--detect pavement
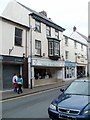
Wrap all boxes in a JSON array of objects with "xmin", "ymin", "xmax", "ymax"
[{"xmin": 1, "ymin": 80, "xmax": 73, "ymax": 100}]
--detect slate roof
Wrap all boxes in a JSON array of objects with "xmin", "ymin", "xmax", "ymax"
[{"xmin": 17, "ymin": 1, "xmax": 65, "ymax": 32}]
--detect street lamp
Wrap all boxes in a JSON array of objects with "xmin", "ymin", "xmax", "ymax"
[{"xmin": 29, "ymin": 25, "xmax": 37, "ymax": 89}]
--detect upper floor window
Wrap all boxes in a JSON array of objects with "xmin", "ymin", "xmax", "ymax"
[
  {"xmin": 55, "ymin": 29, "xmax": 59, "ymax": 39},
  {"xmin": 49, "ymin": 42, "xmax": 53, "ymax": 56},
  {"xmin": 46, "ymin": 26, "xmax": 51, "ymax": 36},
  {"xmin": 35, "ymin": 20, "xmax": 41, "ymax": 32},
  {"xmin": 81, "ymin": 44, "xmax": 83, "ymax": 50},
  {"xmin": 48, "ymin": 39, "xmax": 60, "ymax": 60},
  {"xmin": 65, "ymin": 36, "xmax": 68, "ymax": 45},
  {"xmin": 74, "ymin": 41, "xmax": 77, "ymax": 48},
  {"xmin": 35, "ymin": 40, "xmax": 41, "ymax": 56},
  {"xmin": 15, "ymin": 28, "xmax": 23, "ymax": 46},
  {"xmin": 65, "ymin": 51, "xmax": 69, "ymax": 60},
  {"xmin": 54, "ymin": 42, "xmax": 59, "ymax": 56}
]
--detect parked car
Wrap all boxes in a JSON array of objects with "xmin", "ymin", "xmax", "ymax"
[{"xmin": 48, "ymin": 79, "xmax": 90, "ymax": 120}]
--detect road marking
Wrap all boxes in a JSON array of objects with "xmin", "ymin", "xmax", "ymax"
[{"xmin": 0, "ymin": 86, "xmax": 66, "ymax": 103}]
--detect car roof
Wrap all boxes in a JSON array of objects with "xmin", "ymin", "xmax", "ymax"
[{"xmin": 74, "ymin": 79, "xmax": 90, "ymax": 82}]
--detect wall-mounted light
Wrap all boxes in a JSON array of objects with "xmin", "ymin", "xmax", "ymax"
[{"xmin": 9, "ymin": 46, "xmax": 14, "ymax": 55}]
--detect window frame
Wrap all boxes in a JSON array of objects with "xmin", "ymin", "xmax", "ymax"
[
  {"xmin": 46, "ymin": 26, "xmax": 51, "ymax": 37},
  {"xmin": 35, "ymin": 40, "xmax": 41, "ymax": 56},
  {"xmin": 65, "ymin": 51, "xmax": 69, "ymax": 60},
  {"xmin": 35, "ymin": 20, "xmax": 41, "ymax": 32},
  {"xmin": 74, "ymin": 41, "xmax": 77, "ymax": 48},
  {"xmin": 65, "ymin": 36, "xmax": 68, "ymax": 46},
  {"xmin": 55, "ymin": 29, "xmax": 59, "ymax": 39},
  {"xmin": 15, "ymin": 27, "xmax": 23, "ymax": 46},
  {"xmin": 48, "ymin": 39, "xmax": 60, "ymax": 59}
]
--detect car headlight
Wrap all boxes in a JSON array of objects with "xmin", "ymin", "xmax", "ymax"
[
  {"xmin": 50, "ymin": 104, "xmax": 56, "ymax": 110},
  {"xmin": 83, "ymin": 109, "xmax": 90, "ymax": 116},
  {"xmin": 82, "ymin": 104, "xmax": 90, "ymax": 116}
]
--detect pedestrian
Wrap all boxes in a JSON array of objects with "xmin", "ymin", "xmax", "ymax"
[
  {"xmin": 17, "ymin": 74, "xmax": 23, "ymax": 94},
  {"xmin": 12, "ymin": 74, "xmax": 18, "ymax": 93}
]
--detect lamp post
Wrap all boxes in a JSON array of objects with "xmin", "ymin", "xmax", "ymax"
[
  {"xmin": 29, "ymin": 25, "xmax": 37, "ymax": 89},
  {"xmin": 30, "ymin": 26, "xmax": 33, "ymax": 89}
]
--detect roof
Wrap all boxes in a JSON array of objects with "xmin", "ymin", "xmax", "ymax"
[
  {"xmin": 77, "ymin": 32, "xmax": 88, "ymax": 41},
  {"xmin": 17, "ymin": 1, "xmax": 65, "ymax": 32}
]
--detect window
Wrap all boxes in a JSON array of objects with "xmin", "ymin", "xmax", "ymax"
[
  {"xmin": 35, "ymin": 20, "xmax": 41, "ymax": 32},
  {"xmin": 49, "ymin": 42, "xmax": 53, "ymax": 56},
  {"xmin": 74, "ymin": 41, "xmax": 77, "ymax": 48},
  {"xmin": 35, "ymin": 40, "xmax": 41, "ymax": 56},
  {"xmin": 55, "ymin": 29, "xmax": 59, "ymax": 39},
  {"xmin": 15, "ymin": 28, "xmax": 22, "ymax": 46},
  {"xmin": 65, "ymin": 51, "xmax": 69, "ymax": 60},
  {"xmin": 81, "ymin": 44, "xmax": 83, "ymax": 50},
  {"xmin": 65, "ymin": 36, "xmax": 68, "ymax": 45},
  {"xmin": 46, "ymin": 26, "xmax": 51, "ymax": 36},
  {"xmin": 48, "ymin": 39, "xmax": 60, "ymax": 60},
  {"xmin": 54, "ymin": 42, "xmax": 59, "ymax": 56}
]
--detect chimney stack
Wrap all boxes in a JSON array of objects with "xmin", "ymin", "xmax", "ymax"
[
  {"xmin": 73, "ymin": 26, "xmax": 77, "ymax": 32},
  {"xmin": 39, "ymin": 10, "xmax": 47, "ymax": 17}
]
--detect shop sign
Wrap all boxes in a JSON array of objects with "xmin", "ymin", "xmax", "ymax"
[
  {"xmin": 32, "ymin": 58, "xmax": 64, "ymax": 67},
  {"xmin": 65, "ymin": 62, "xmax": 76, "ymax": 67}
]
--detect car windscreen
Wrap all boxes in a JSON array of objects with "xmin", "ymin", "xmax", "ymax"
[{"xmin": 64, "ymin": 81, "xmax": 90, "ymax": 96}]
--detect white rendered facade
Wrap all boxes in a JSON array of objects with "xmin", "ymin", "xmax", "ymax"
[{"xmin": 0, "ymin": 0, "xmax": 88, "ymax": 89}]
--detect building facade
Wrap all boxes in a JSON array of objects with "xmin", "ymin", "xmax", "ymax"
[
  {"xmin": 88, "ymin": 2, "xmax": 90, "ymax": 77},
  {"xmin": 0, "ymin": 0, "xmax": 88, "ymax": 90},
  {"xmin": 62, "ymin": 31, "xmax": 88, "ymax": 80}
]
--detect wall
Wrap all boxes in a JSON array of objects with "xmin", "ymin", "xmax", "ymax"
[
  {"xmin": 2, "ymin": 0, "xmax": 30, "ymax": 27},
  {"xmin": 2, "ymin": 20, "xmax": 26, "ymax": 57}
]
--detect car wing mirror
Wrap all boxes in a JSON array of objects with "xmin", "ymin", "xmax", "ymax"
[{"xmin": 60, "ymin": 88, "xmax": 64, "ymax": 93}]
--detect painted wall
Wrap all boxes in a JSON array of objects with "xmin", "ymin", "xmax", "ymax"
[
  {"xmin": 2, "ymin": 20, "xmax": 27, "ymax": 57},
  {"xmin": 2, "ymin": 0, "xmax": 30, "ymax": 27}
]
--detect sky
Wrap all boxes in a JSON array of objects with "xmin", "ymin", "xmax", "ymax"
[
  {"xmin": 0, "ymin": 0, "xmax": 89, "ymax": 36},
  {"xmin": 16, "ymin": 0, "xmax": 89, "ymax": 36}
]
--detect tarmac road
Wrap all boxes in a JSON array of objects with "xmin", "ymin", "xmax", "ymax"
[{"xmin": 2, "ymin": 85, "xmax": 67, "ymax": 119}]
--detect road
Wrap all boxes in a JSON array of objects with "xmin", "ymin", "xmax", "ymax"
[{"xmin": 2, "ymin": 86, "xmax": 67, "ymax": 119}]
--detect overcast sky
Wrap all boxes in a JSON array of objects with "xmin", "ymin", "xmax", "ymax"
[
  {"xmin": 0, "ymin": 0, "xmax": 89, "ymax": 36},
  {"xmin": 16, "ymin": 0, "xmax": 88, "ymax": 36}
]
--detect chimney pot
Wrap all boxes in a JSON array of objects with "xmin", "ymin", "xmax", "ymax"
[{"xmin": 73, "ymin": 26, "xmax": 77, "ymax": 32}]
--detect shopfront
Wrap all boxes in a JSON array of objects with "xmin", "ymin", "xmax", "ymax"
[
  {"xmin": 29, "ymin": 57, "xmax": 65, "ymax": 86},
  {"xmin": 64, "ymin": 62, "xmax": 76, "ymax": 80},
  {"xmin": 1, "ymin": 55, "xmax": 23, "ymax": 90}
]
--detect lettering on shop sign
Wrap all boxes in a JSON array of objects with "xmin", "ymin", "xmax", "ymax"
[{"xmin": 33, "ymin": 59, "xmax": 64, "ymax": 67}]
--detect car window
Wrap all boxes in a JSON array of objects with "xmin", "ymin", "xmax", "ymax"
[{"xmin": 65, "ymin": 81, "xmax": 90, "ymax": 96}]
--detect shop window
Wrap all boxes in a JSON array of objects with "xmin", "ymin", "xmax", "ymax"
[
  {"xmin": 15, "ymin": 27, "xmax": 23, "ymax": 46},
  {"xmin": 65, "ymin": 66, "xmax": 75, "ymax": 79}
]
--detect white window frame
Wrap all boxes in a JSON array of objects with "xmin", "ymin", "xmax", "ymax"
[
  {"xmin": 35, "ymin": 21, "xmax": 41, "ymax": 32},
  {"xmin": 54, "ymin": 42, "xmax": 59, "ymax": 56},
  {"xmin": 55, "ymin": 29, "xmax": 59, "ymax": 39},
  {"xmin": 65, "ymin": 51, "xmax": 69, "ymax": 60},
  {"xmin": 49, "ymin": 42, "xmax": 53, "ymax": 56},
  {"xmin": 35, "ymin": 40, "xmax": 41, "ymax": 56},
  {"xmin": 46, "ymin": 26, "xmax": 51, "ymax": 36}
]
